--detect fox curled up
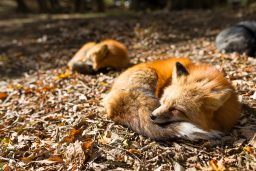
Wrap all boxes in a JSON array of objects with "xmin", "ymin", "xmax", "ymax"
[
  {"xmin": 103, "ymin": 58, "xmax": 241, "ymax": 141},
  {"xmin": 68, "ymin": 39, "xmax": 130, "ymax": 74}
]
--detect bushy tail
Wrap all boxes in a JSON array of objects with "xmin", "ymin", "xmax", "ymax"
[{"xmin": 103, "ymin": 89, "xmax": 176, "ymax": 140}]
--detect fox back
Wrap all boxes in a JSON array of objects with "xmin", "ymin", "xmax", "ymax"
[{"xmin": 91, "ymin": 39, "xmax": 130, "ymax": 70}]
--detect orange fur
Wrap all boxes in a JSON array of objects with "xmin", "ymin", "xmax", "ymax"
[
  {"xmin": 68, "ymin": 42, "xmax": 96, "ymax": 70},
  {"xmin": 68, "ymin": 39, "xmax": 129, "ymax": 74},
  {"xmin": 126, "ymin": 57, "xmax": 192, "ymax": 97},
  {"xmin": 103, "ymin": 58, "xmax": 241, "ymax": 140},
  {"xmin": 157, "ymin": 64, "xmax": 241, "ymax": 131}
]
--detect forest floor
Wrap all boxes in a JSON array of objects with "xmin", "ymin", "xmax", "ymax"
[{"xmin": 0, "ymin": 9, "xmax": 255, "ymax": 171}]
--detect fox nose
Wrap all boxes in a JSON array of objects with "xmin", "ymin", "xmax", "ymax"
[
  {"xmin": 150, "ymin": 114, "xmax": 157, "ymax": 120},
  {"xmin": 86, "ymin": 64, "xmax": 93, "ymax": 71},
  {"xmin": 85, "ymin": 65, "xmax": 97, "ymax": 74}
]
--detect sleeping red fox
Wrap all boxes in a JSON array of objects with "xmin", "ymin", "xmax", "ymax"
[
  {"xmin": 68, "ymin": 39, "xmax": 130, "ymax": 74},
  {"xmin": 103, "ymin": 58, "xmax": 241, "ymax": 140}
]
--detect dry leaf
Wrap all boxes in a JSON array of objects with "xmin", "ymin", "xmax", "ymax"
[
  {"xmin": 244, "ymin": 67, "xmax": 254, "ymax": 72},
  {"xmin": 3, "ymin": 165, "xmax": 11, "ymax": 171},
  {"xmin": 55, "ymin": 70, "xmax": 71, "ymax": 80},
  {"xmin": 40, "ymin": 85, "xmax": 56, "ymax": 92},
  {"xmin": 64, "ymin": 128, "xmax": 82, "ymax": 143},
  {"xmin": 48, "ymin": 155, "xmax": 64, "ymax": 163},
  {"xmin": 243, "ymin": 146, "xmax": 254, "ymax": 154},
  {"xmin": 0, "ymin": 92, "xmax": 8, "ymax": 100},
  {"xmin": 99, "ymin": 131, "xmax": 112, "ymax": 145},
  {"xmin": 32, "ymin": 160, "xmax": 59, "ymax": 164},
  {"xmin": 99, "ymin": 82, "xmax": 107, "ymax": 86},
  {"xmin": 65, "ymin": 141, "xmax": 86, "ymax": 167},
  {"xmin": 249, "ymin": 134, "xmax": 256, "ymax": 148},
  {"xmin": 23, "ymin": 87, "xmax": 34, "ymax": 94},
  {"xmin": 209, "ymin": 159, "xmax": 225, "ymax": 171},
  {"xmin": 99, "ymin": 137, "xmax": 111, "ymax": 145},
  {"xmin": 21, "ymin": 157, "xmax": 32, "ymax": 164},
  {"xmin": 127, "ymin": 149, "xmax": 141, "ymax": 155},
  {"xmin": 72, "ymin": 163, "xmax": 77, "ymax": 171},
  {"xmin": 82, "ymin": 139, "xmax": 94, "ymax": 151},
  {"xmin": 173, "ymin": 161, "xmax": 185, "ymax": 171},
  {"xmin": 21, "ymin": 154, "xmax": 35, "ymax": 164},
  {"xmin": 115, "ymin": 154, "xmax": 125, "ymax": 161},
  {"xmin": 252, "ymin": 91, "xmax": 256, "ymax": 100},
  {"xmin": 0, "ymin": 163, "xmax": 7, "ymax": 170},
  {"xmin": 1, "ymin": 138, "xmax": 12, "ymax": 146}
]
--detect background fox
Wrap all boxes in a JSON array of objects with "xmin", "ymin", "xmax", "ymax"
[
  {"xmin": 103, "ymin": 58, "xmax": 241, "ymax": 140},
  {"xmin": 68, "ymin": 39, "xmax": 130, "ymax": 74},
  {"xmin": 216, "ymin": 21, "xmax": 256, "ymax": 57}
]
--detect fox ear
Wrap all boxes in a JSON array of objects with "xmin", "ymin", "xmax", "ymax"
[
  {"xmin": 95, "ymin": 44, "xmax": 109, "ymax": 61},
  {"xmin": 205, "ymin": 88, "xmax": 232, "ymax": 110},
  {"xmin": 172, "ymin": 62, "xmax": 189, "ymax": 81}
]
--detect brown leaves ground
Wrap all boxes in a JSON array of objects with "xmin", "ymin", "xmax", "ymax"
[{"xmin": 0, "ymin": 9, "xmax": 256, "ymax": 170}]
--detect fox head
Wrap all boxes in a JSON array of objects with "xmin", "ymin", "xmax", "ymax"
[
  {"xmin": 68, "ymin": 43, "xmax": 109, "ymax": 74},
  {"xmin": 150, "ymin": 62, "xmax": 237, "ymax": 133},
  {"xmin": 85, "ymin": 44, "xmax": 109, "ymax": 71}
]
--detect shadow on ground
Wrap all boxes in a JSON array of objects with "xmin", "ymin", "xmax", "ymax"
[{"xmin": 1, "ymin": 9, "xmax": 256, "ymax": 79}]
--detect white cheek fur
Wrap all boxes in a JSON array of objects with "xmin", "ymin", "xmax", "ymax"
[{"xmin": 176, "ymin": 122, "xmax": 223, "ymax": 140}]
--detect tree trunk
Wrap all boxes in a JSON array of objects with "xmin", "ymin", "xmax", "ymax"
[
  {"xmin": 165, "ymin": 0, "xmax": 172, "ymax": 11},
  {"xmin": 92, "ymin": 0, "xmax": 105, "ymax": 12},
  {"xmin": 37, "ymin": 0, "xmax": 48, "ymax": 12},
  {"xmin": 74, "ymin": 0, "xmax": 82, "ymax": 12},
  {"xmin": 49, "ymin": 0, "xmax": 61, "ymax": 12},
  {"xmin": 171, "ymin": 0, "xmax": 223, "ymax": 10},
  {"xmin": 16, "ymin": 0, "xmax": 29, "ymax": 12}
]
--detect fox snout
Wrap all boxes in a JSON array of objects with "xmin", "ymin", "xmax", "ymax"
[
  {"xmin": 150, "ymin": 105, "xmax": 171, "ymax": 124},
  {"xmin": 72, "ymin": 62, "xmax": 96, "ymax": 74},
  {"xmin": 150, "ymin": 105, "xmax": 186, "ymax": 125}
]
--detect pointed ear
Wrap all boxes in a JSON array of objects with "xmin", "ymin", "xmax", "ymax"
[
  {"xmin": 204, "ymin": 88, "xmax": 232, "ymax": 111},
  {"xmin": 172, "ymin": 62, "xmax": 189, "ymax": 81},
  {"xmin": 95, "ymin": 44, "xmax": 109, "ymax": 61}
]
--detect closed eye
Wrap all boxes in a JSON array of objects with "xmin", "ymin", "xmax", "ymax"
[
  {"xmin": 170, "ymin": 106, "xmax": 188, "ymax": 118},
  {"xmin": 196, "ymin": 79, "xmax": 203, "ymax": 82}
]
